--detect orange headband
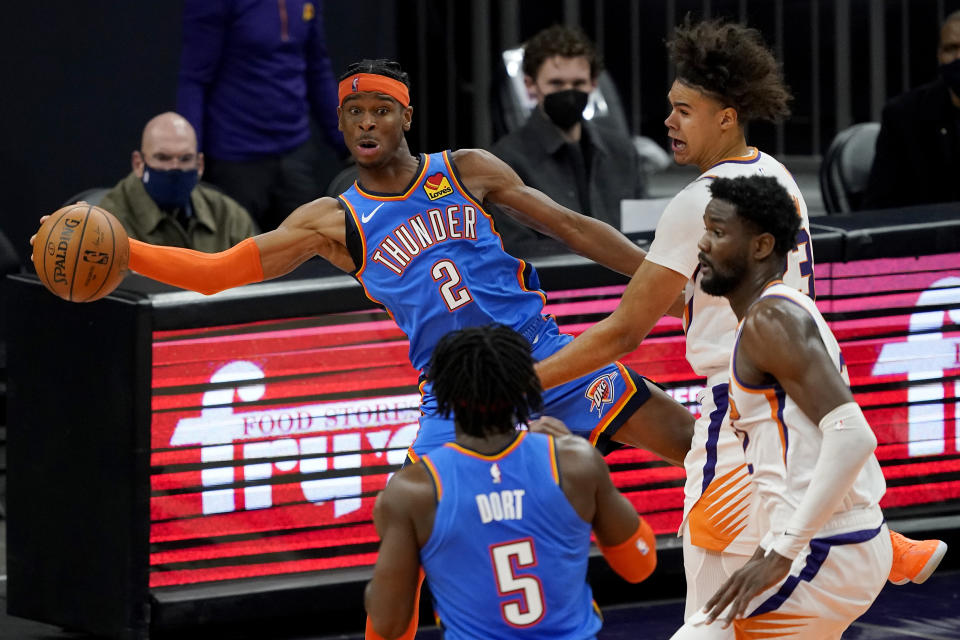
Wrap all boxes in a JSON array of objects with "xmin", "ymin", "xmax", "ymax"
[{"xmin": 338, "ymin": 73, "xmax": 410, "ymax": 107}]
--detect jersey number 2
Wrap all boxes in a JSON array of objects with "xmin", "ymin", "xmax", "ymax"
[
  {"xmin": 490, "ymin": 538, "xmax": 545, "ymax": 627},
  {"xmin": 432, "ymin": 259, "xmax": 473, "ymax": 311}
]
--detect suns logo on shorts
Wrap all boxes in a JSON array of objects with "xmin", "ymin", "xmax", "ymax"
[
  {"xmin": 424, "ymin": 172, "xmax": 454, "ymax": 200},
  {"xmin": 585, "ymin": 373, "xmax": 617, "ymax": 416}
]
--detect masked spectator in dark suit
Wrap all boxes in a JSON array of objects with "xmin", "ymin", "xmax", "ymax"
[
  {"xmin": 864, "ymin": 11, "xmax": 960, "ymax": 210},
  {"xmin": 489, "ymin": 25, "xmax": 645, "ymax": 252}
]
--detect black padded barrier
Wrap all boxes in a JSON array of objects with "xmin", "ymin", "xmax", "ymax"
[{"xmin": 5, "ymin": 203, "xmax": 960, "ymax": 638}]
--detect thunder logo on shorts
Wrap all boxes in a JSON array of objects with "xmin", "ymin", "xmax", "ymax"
[{"xmin": 585, "ymin": 372, "xmax": 617, "ymax": 416}]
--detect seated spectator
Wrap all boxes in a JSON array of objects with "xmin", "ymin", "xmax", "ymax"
[
  {"xmin": 489, "ymin": 25, "xmax": 646, "ymax": 251},
  {"xmin": 863, "ymin": 11, "xmax": 960, "ymax": 209},
  {"xmin": 99, "ymin": 112, "xmax": 258, "ymax": 252}
]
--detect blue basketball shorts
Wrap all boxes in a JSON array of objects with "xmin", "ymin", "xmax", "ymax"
[{"xmin": 408, "ymin": 315, "xmax": 652, "ymax": 460}]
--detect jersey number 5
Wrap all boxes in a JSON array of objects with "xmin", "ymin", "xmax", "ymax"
[
  {"xmin": 432, "ymin": 259, "xmax": 473, "ymax": 311},
  {"xmin": 490, "ymin": 538, "xmax": 546, "ymax": 627}
]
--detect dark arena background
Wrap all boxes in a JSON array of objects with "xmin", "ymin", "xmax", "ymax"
[{"xmin": 2, "ymin": 1, "xmax": 960, "ymax": 639}]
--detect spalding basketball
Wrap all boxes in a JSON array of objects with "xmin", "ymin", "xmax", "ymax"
[{"xmin": 32, "ymin": 204, "xmax": 129, "ymax": 302}]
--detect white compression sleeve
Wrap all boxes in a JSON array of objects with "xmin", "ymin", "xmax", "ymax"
[{"xmin": 770, "ymin": 402, "xmax": 878, "ymax": 559}]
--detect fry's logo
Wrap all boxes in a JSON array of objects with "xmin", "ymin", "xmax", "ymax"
[
  {"xmin": 424, "ymin": 172, "xmax": 453, "ymax": 200},
  {"xmin": 871, "ymin": 277, "xmax": 960, "ymax": 457},
  {"xmin": 169, "ymin": 361, "xmax": 419, "ymax": 516},
  {"xmin": 585, "ymin": 372, "xmax": 617, "ymax": 416}
]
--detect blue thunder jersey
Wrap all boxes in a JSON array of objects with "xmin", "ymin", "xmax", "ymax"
[
  {"xmin": 420, "ymin": 432, "xmax": 601, "ymax": 640},
  {"xmin": 338, "ymin": 151, "xmax": 548, "ymax": 372}
]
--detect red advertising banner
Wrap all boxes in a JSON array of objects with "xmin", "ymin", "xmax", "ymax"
[{"xmin": 149, "ymin": 253, "xmax": 960, "ymax": 588}]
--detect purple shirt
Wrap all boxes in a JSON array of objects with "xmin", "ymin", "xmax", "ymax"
[{"xmin": 177, "ymin": 0, "xmax": 343, "ymax": 161}]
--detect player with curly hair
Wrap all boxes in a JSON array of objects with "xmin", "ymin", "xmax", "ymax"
[{"xmin": 535, "ymin": 18, "xmax": 944, "ymax": 622}]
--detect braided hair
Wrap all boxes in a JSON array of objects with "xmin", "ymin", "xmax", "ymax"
[{"xmin": 427, "ymin": 325, "xmax": 543, "ymax": 438}]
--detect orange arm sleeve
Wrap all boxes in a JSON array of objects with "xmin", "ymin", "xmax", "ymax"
[
  {"xmin": 128, "ymin": 238, "xmax": 264, "ymax": 295},
  {"xmin": 365, "ymin": 568, "xmax": 425, "ymax": 640},
  {"xmin": 598, "ymin": 516, "xmax": 657, "ymax": 583}
]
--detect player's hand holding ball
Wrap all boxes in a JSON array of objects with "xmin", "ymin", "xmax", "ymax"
[{"xmin": 31, "ymin": 203, "xmax": 129, "ymax": 302}]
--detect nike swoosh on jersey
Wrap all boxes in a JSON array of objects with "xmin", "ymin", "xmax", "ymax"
[{"xmin": 361, "ymin": 203, "xmax": 385, "ymax": 223}]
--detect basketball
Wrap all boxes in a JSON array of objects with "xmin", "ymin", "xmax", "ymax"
[{"xmin": 32, "ymin": 203, "xmax": 130, "ymax": 302}]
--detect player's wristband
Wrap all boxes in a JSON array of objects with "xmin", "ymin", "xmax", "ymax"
[
  {"xmin": 128, "ymin": 237, "xmax": 264, "ymax": 295},
  {"xmin": 597, "ymin": 516, "xmax": 657, "ymax": 583},
  {"xmin": 771, "ymin": 531, "xmax": 807, "ymax": 560}
]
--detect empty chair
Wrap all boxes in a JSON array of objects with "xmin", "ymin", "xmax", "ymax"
[{"xmin": 819, "ymin": 122, "xmax": 881, "ymax": 214}]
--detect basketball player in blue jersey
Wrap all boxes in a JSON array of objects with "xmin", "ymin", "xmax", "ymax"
[
  {"xmin": 365, "ymin": 324, "xmax": 657, "ymax": 640},
  {"xmin": 55, "ymin": 58, "xmax": 695, "ymax": 464},
  {"xmin": 34, "ymin": 56, "xmax": 692, "ymax": 640}
]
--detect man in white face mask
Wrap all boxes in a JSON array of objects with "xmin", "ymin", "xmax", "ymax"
[
  {"xmin": 489, "ymin": 25, "xmax": 646, "ymax": 252},
  {"xmin": 99, "ymin": 112, "xmax": 258, "ymax": 252}
]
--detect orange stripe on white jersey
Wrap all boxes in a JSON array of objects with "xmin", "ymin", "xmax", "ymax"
[
  {"xmin": 730, "ymin": 375, "xmax": 789, "ymax": 466},
  {"xmin": 710, "ymin": 146, "xmax": 761, "ymax": 167},
  {"xmin": 686, "ymin": 463, "xmax": 752, "ymax": 552},
  {"xmin": 730, "ymin": 291, "xmax": 790, "ymax": 465},
  {"xmin": 734, "ymin": 610, "xmax": 815, "ymax": 639}
]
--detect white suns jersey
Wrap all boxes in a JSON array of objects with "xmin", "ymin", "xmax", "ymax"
[
  {"xmin": 649, "ymin": 149, "xmax": 813, "ymax": 553},
  {"xmin": 646, "ymin": 148, "xmax": 814, "ymax": 380},
  {"xmin": 729, "ymin": 283, "xmax": 886, "ymax": 538}
]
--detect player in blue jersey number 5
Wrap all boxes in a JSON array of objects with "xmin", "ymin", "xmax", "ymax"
[{"xmin": 365, "ymin": 325, "xmax": 657, "ymax": 640}]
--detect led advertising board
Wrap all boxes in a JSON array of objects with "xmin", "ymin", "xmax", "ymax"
[{"xmin": 149, "ymin": 252, "xmax": 960, "ymax": 588}]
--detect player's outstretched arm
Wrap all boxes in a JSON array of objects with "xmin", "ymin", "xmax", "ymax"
[
  {"xmin": 123, "ymin": 197, "xmax": 354, "ymax": 295},
  {"xmin": 703, "ymin": 298, "xmax": 877, "ymax": 626},
  {"xmin": 555, "ymin": 435, "xmax": 657, "ymax": 583},
  {"xmin": 364, "ymin": 464, "xmax": 434, "ymax": 640},
  {"xmin": 451, "ymin": 148, "xmax": 646, "ymax": 277},
  {"xmin": 536, "ymin": 259, "xmax": 688, "ymax": 389},
  {"xmin": 450, "ymin": 148, "xmax": 689, "ymax": 390}
]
